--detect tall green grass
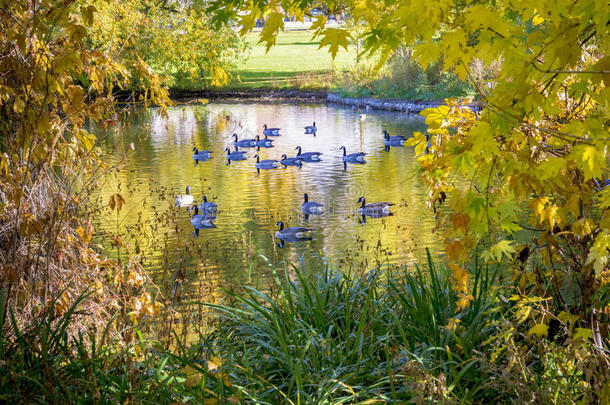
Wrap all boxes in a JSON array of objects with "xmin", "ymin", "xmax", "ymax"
[{"xmin": 204, "ymin": 252, "xmax": 501, "ymax": 403}]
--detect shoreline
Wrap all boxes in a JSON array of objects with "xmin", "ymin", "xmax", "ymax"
[{"xmin": 170, "ymin": 88, "xmax": 479, "ymax": 113}]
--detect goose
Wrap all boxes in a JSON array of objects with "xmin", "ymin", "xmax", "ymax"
[
  {"xmin": 357, "ymin": 197, "xmax": 394, "ymax": 215},
  {"xmin": 280, "ymin": 154, "xmax": 302, "ymax": 166},
  {"xmin": 233, "ymin": 133, "xmax": 257, "ymax": 147},
  {"xmin": 383, "ymin": 130, "xmax": 407, "ymax": 146},
  {"xmin": 175, "ymin": 186, "xmax": 194, "ymax": 207},
  {"xmin": 225, "ymin": 147, "xmax": 246, "ymax": 160},
  {"xmin": 275, "ymin": 221, "xmax": 311, "ymax": 239},
  {"xmin": 263, "ymin": 124, "xmax": 280, "ymax": 136},
  {"xmin": 255, "ymin": 135, "xmax": 274, "ymax": 148},
  {"xmin": 192, "ymin": 147, "xmax": 212, "ymax": 160},
  {"xmin": 199, "ymin": 196, "xmax": 217, "ymax": 214},
  {"xmin": 301, "ymin": 193, "xmax": 324, "ymax": 214},
  {"xmin": 340, "ymin": 146, "xmax": 366, "ymax": 163},
  {"xmin": 295, "ymin": 146, "xmax": 322, "ymax": 162},
  {"xmin": 190, "ymin": 205, "xmax": 216, "ymax": 229},
  {"xmin": 304, "ymin": 122, "xmax": 317, "ymax": 134},
  {"xmin": 254, "ymin": 154, "xmax": 279, "ymax": 169}
]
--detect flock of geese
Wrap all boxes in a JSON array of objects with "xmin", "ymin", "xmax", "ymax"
[{"xmin": 175, "ymin": 122, "xmax": 403, "ymax": 242}]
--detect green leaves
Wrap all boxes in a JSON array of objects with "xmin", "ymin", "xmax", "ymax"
[{"xmin": 482, "ymin": 240, "xmax": 516, "ymax": 262}]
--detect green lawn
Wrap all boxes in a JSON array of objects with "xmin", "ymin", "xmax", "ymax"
[{"xmin": 226, "ymin": 28, "xmax": 357, "ymax": 89}]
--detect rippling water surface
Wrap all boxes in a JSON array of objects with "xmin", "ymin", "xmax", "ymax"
[{"xmin": 95, "ymin": 102, "xmax": 443, "ymax": 306}]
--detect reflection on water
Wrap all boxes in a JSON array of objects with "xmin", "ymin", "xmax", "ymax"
[{"xmin": 93, "ymin": 102, "xmax": 441, "ymax": 322}]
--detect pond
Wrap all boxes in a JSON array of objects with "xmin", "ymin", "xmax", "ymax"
[{"xmin": 94, "ymin": 101, "xmax": 443, "ymax": 312}]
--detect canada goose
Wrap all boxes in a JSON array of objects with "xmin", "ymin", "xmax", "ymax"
[
  {"xmin": 304, "ymin": 122, "xmax": 317, "ymax": 134},
  {"xmin": 190, "ymin": 205, "xmax": 216, "ymax": 229},
  {"xmin": 275, "ymin": 221, "xmax": 311, "ymax": 239},
  {"xmin": 255, "ymin": 135, "xmax": 274, "ymax": 148},
  {"xmin": 233, "ymin": 133, "xmax": 257, "ymax": 147},
  {"xmin": 225, "ymin": 147, "xmax": 246, "ymax": 160},
  {"xmin": 280, "ymin": 154, "xmax": 302, "ymax": 166},
  {"xmin": 254, "ymin": 154, "xmax": 279, "ymax": 169},
  {"xmin": 301, "ymin": 193, "xmax": 324, "ymax": 214},
  {"xmin": 192, "ymin": 147, "xmax": 212, "ymax": 160},
  {"xmin": 357, "ymin": 197, "xmax": 394, "ymax": 215},
  {"xmin": 383, "ymin": 130, "xmax": 407, "ymax": 146},
  {"xmin": 340, "ymin": 146, "xmax": 366, "ymax": 163},
  {"xmin": 175, "ymin": 186, "xmax": 194, "ymax": 207},
  {"xmin": 263, "ymin": 124, "xmax": 280, "ymax": 136},
  {"xmin": 295, "ymin": 146, "xmax": 322, "ymax": 162},
  {"xmin": 199, "ymin": 196, "xmax": 217, "ymax": 214}
]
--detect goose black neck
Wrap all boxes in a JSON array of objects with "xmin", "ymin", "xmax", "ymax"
[
  {"xmin": 360, "ymin": 198, "xmax": 366, "ymax": 208},
  {"xmin": 296, "ymin": 146, "xmax": 301, "ymax": 156},
  {"xmin": 278, "ymin": 221, "xmax": 284, "ymax": 231},
  {"xmin": 303, "ymin": 193, "xmax": 308, "ymax": 202},
  {"xmin": 341, "ymin": 147, "xmax": 346, "ymax": 156}
]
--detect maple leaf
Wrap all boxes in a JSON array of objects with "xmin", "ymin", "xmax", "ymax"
[
  {"xmin": 413, "ymin": 41, "xmax": 441, "ymax": 71},
  {"xmin": 318, "ymin": 28, "xmax": 351, "ymax": 59},
  {"xmin": 259, "ymin": 12, "xmax": 284, "ymax": 53},
  {"xmin": 482, "ymin": 239, "xmax": 516, "ymax": 262},
  {"xmin": 569, "ymin": 145, "xmax": 604, "ymax": 180}
]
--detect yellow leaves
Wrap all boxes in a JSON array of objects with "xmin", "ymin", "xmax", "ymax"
[
  {"xmin": 469, "ymin": 121, "xmax": 498, "ymax": 161},
  {"xmin": 449, "ymin": 213, "xmax": 471, "ymax": 232},
  {"xmin": 531, "ymin": 11, "xmax": 546, "ymax": 26},
  {"xmin": 0, "ymin": 153, "xmax": 9, "ymax": 175},
  {"xmin": 528, "ymin": 323, "xmax": 548, "ymax": 338},
  {"xmin": 130, "ymin": 292, "xmax": 163, "ymax": 322},
  {"xmin": 413, "ymin": 41, "xmax": 441, "ymax": 71},
  {"xmin": 446, "ymin": 317, "xmax": 460, "ymax": 331},
  {"xmin": 569, "ymin": 144, "xmax": 605, "ymax": 180},
  {"xmin": 405, "ymin": 131, "xmax": 430, "ymax": 156},
  {"xmin": 317, "ymin": 28, "xmax": 351, "ymax": 59},
  {"xmin": 456, "ymin": 293, "xmax": 474, "ymax": 311},
  {"xmin": 13, "ymin": 97, "xmax": 25, "ymax": 114},
  {"xmin": 309, "ymin": 15, "xmax": 327, "ymax": 37},
  {"xmin": 238, "ymin": 8, "xmax": 260, "ymax": 35},
  {"xmin": 259, "ymin": 12, "xmax": 284, "ymax": 53},
  {"xmin": 53, "ymin": 52, "xmax": 81, "ymax": 74},
  {"xmin": 75, "ymin": 224, "xmax": 94, "ymax": 245},
  {"xmin": 530, "ymin": 197, "xmax": 561, "ymax": 227},
  {"xmin": 75, "ymin": 129, "xmax": 96, "ymax": 153},
  {"xmin": 586, "ymin": 231, "xmax": 610, "ymax": 275},
  {"xmin": 421, "ymin": 105, "xmax": 450, "ymax": 130},
  {"xmin": 572, "ymin": 218, "xmax": 595, "ymax": 237},
  {"xmin": 108, "ymin": 193, "xmax": 125, "ymax": 212}
]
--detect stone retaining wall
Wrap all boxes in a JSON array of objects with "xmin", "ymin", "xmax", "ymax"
[{"xmin": 326, "ymin": 93, "xmax": 481, "ymax": 114}]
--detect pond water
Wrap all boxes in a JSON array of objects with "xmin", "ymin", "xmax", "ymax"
[{"xmin": 94, "ymin": 101, "xmax": 443, "ymax": 309}]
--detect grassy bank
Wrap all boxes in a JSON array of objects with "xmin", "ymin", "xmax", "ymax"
[{"xmin": 213, "ymin": 28, "xmax": 474, "ymax": 101}]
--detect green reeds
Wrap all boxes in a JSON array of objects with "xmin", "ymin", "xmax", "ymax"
[{"xmin": 204, "ymin": 252, "xmax": 501, "ymax": 403}]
